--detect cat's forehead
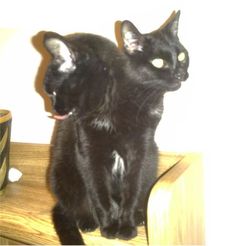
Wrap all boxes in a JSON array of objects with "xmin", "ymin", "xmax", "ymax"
[{"xmin": 146, "ymin": 32, "xmax": 185, "ymax": 56}]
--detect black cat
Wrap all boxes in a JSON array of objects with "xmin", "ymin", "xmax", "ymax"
[{"xmin": 42, "ymin": 11, "xmax": 189, "ymax": 245}]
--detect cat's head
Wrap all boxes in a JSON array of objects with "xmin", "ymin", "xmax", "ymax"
[
  {"xmin": 121, "ymin": 11, "xmax": 189, "ymax": 91},
  {"xmin": 43, "ymin": 32, "xmax": 103, "ymax": 120}
]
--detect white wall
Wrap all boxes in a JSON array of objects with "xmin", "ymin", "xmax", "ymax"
[
  {"xmin": 0, "ymin": 0, "xmax": 205, "ymax": 151},
  {"xmin": 1, "ymin": 1, "xmax": 235, "ymax": 244}
]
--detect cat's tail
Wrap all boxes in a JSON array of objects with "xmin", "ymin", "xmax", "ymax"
[{"xmin": 52, "ymin": 203, "xmax": 85, "ymax": 245}]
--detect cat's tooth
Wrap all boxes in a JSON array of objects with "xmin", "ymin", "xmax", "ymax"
[
  {"xmin": 178, "ymin": 52, "xmax": 186, "ymax": 62},
  {"xmin": 152, "ymin": 58, "xmax": 164, "ymax": 68},
  {"xmin": 46, "ymin": 112, "xmax": 53, "ymax": 118}
]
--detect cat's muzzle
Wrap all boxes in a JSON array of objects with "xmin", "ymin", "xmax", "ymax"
[{"xmin": 174, "ymin": 71, "xmax": 189, "ymax": 82}]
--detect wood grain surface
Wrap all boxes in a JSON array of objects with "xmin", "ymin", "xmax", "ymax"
[
  {"xmin": 0, "ymin": 143, "xmax": 183, "ymax": 245},
  {"xmin": 147, "ymin": 153, "xmax": 204, "ymax": 245}
]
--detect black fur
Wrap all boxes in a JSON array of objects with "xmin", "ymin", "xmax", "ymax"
[{"xmin": 42, "ymin": 11, "xmax": 189, "ymax": 245}]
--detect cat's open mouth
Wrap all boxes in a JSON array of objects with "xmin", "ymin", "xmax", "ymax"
[{"xmin": 50, "ymin": 110, "xmax": 74, "ymax": 120}]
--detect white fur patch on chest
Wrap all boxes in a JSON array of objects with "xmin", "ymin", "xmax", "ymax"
[
  {"xmin": 112, "ymin": 150, "xmax": 125, "ymax": 177},
  {"xmin": 91, "ymin": 117, "xmax": 113, "ymax": 131}
]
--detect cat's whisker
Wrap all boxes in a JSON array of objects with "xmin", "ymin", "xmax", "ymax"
[
  {"xmin": 142, "ymin": 79, "xmax": 157, "ymax": 85},
  {"xmin": 142, "ymin": 79, "xmax": 167, "ymax": 88}
]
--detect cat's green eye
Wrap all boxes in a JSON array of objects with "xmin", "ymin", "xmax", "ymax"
[
  {"xmin": 178, "ymin": 52, "xmax": 186, "ymax": 62},
  {"xmin": 151, "ymin": 58, "xmax": 166, "ymax": 69}
]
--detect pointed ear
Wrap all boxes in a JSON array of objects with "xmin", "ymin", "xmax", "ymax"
[
  {"xmin": 44, "ymin": 32, "xmax": 76, "ymax": 72},
  {"xmin": 164, "ymin": 10, "xmax": 181, "ymax": 37},
  {"xmin": 121, "ymin": 20, "xmax": 145, "ymax": 54}
]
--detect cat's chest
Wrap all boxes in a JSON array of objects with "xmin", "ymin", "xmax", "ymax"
[
  {"xmin": 111, "ymin": 150, "xmax": 125, "ymax": 177},
  {"xmin": 90, "ymin": 104, "xmax": 162, "ymax": 133},
  {"xmin": 91, "ymin": 116, "xmax": 114, "ymax": 132}
]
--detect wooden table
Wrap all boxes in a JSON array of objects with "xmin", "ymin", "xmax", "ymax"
[{"xmin": 0, "ymin": 143, "xmax": 184, "ymax": 245}]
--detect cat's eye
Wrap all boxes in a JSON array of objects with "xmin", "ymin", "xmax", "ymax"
[
  {"xmin": 151, "ymin": 58, "xmax": 166, "ymax": 69},
  {"xmin": 178, "ymin": 52, "xmax": 186, "ymax": 62}
]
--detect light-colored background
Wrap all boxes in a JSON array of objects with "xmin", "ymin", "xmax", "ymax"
[
  {"xmin": 1, "ymin": 1, "xmax": 235, "ymax": 244},
  {"xmin": 2, "ymin": 0, "xmax": 232, "ymax": 152}
]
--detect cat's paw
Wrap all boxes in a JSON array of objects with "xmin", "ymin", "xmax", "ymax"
[
  {"xmin": 78, "ymin": 217, "xmax": 98, "ymax": 232},
  {"xmin": 100, "ymin": 223, "xmax": 119, "ymax": 239},
  {"xmin": 117, "ymin": 225, "xmax": 137, "ymax": 240},
  {"xmin": 135, "ymin": 211, "xmax": 145, "ymax": 226}
]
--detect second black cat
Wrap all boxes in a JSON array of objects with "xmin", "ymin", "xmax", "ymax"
[{"xmin": 42, "ymin": 11, "xmax": 189, "ymax": 245}]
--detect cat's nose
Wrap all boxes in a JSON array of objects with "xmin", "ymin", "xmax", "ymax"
[
  {"xmin": 174, "ymin": 71, "xmax": 188, "ymax": 81},
  {"xmin": 174, "ymin": 72, "xmax": 183, "ymax": 80}
]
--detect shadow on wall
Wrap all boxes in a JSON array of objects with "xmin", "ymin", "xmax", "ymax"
[
  {"xmin": 32, "ymin": 32, "xmax": 53, "ymax": 114},
  {"xmin": 114, "ymin": 21, "xmax": 124, "ymax": 49},
  {"xmin": 31, "ymin": 32, "xmax": 58, "ymax": 186}
]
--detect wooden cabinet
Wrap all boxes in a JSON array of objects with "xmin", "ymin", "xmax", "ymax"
[
  {"xmin": 148, "ymin": 154, "xmax": 204, "ymax": 245},
  {"xmin": 0, "ymin": 143, "xmax": 204, "ymax": 245}
]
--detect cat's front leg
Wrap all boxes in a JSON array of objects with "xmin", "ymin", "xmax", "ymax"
[
  {"xmin": 92, "ymin": 196, "xmax": 119, "ymax": 239},
  {"xmin": 118, "ymin": 145, "xmax": 157, "ymax": 240},
  {"xmin": 83, "ymin": 162, "xmax": 119, "ymax": 239},
  {"xmin": 117, "ymin": 166, "xmax": 144, "ymax": 240}
]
